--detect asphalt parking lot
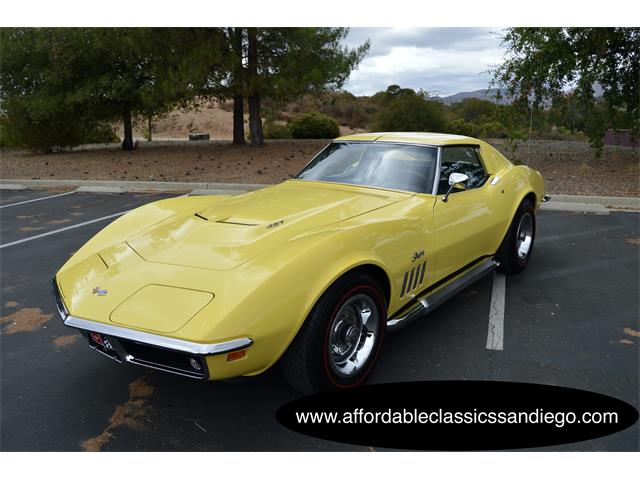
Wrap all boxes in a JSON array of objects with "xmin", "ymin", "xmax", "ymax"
[{"xmin": 0, "ymin": 189, "xmax": 638, "ymax": 451}]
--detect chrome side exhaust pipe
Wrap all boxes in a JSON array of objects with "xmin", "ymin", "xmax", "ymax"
[{"xmin": 387, "ymin": 258, "xmax": 499, "ymax": 332}]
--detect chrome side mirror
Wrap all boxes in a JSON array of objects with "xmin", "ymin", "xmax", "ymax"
[{"xmin": 442, "ymin": 173, "xmax": 469, "ymax": 202}]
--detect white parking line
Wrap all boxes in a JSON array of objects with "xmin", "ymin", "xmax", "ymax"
[
  {"xmin": 0, "ymin": 210, "xmax": 129, "ymax": 249},
  {"xmin": 0, "ymin": 191, "xmax": 75, "ymax": 209},
  {"xmin": 486, "ymin": 272, "xmax": 506, "ymax": 351}
]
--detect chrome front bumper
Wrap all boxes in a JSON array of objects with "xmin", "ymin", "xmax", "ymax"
[{"xmin": 51, "ymin": 278, "xmax": 252, "ymax": 380}]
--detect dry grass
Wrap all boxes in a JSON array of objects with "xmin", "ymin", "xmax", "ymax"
[{"xmin": 491, "ymin": 139, "xmax": 639, "ymax": 197}]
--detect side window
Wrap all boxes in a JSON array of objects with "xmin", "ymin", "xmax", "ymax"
[{"xmin": 437, "ymin": 146, "xmax": 488, "ymax": 195}]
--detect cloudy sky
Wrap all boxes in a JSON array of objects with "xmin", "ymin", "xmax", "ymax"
[{"xmin": 343, "ymin": 28, "xmax": 507, "ymax": 97}]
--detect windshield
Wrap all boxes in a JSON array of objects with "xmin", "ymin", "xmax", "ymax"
[{"xmin": 296, "ymin": 142, "xmax": 438, "ymax": 194}]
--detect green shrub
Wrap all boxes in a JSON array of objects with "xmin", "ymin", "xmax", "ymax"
[
  {"xmin": 545, "ymin": 126, "xmax": 583, "ymax": 141},
  {"xmin": 447, "ymin": 119, "xmax": 477, "ymax": 137},
  {"xmin": 0, "ymin": 109, "xmax": 118, "ymax": 151},
  {"xmin": 83, "ymin": 124, "xmax": 120, "ymax": 144},
  {"xmin": 375, "ymin": 95, "xmax": 447, "ymax": 132},
  {"xmin": 289, "ymin": 112, "xmax": 340, "ymax": 139},
  {"xmin": 478, "ymin": 121, "xmax": 508, "ymax": 139},
  {"xmin": 449, "ymin": 98, "xmax": 497, "ymax": 123},
  {"xmin": 263, "ymin": 121, "xmax": 291, "ymax": 139}
]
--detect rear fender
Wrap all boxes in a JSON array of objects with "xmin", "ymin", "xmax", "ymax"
[{"xmin": 492, "ymin": 165, "xmax": 544, "ymax": 251}]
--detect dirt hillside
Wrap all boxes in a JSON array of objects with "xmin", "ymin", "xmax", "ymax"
[
  {"xmin": 118, "ymin": 102, "xmax": 355, "ymax": 141},
  {"xmin": 119, "ymin": 102, "xmax": 239, "ymax": 141}
]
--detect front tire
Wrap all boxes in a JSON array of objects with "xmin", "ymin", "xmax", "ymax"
[
  {"xmin": 280, "ymin": 272, "xmax": 387, "ymax": 395},
  {"xmin": 496, "ymin": 198, "xmax": 536, "ymax": 274}
]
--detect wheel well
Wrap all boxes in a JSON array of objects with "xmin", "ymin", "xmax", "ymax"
[
  {"xmin": 347, "ymin": 264, "xmax": 391, "ymax": 307},
  {"xmin": 523, "ymin": 191, "xmax": 536, "ymax": 207}
]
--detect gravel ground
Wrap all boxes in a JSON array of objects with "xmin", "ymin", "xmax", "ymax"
[
  {"xmin": 1, "ymin": 139, "xmax": 638, "ymax": 197},
  {"xmin": 492, "ymin": 139, "xmax": 639, "ymax": 197}
]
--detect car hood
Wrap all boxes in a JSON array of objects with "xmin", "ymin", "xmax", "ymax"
[{"xmin": 126, "ymin": 180, "xmax": 411, "ymax": 271}]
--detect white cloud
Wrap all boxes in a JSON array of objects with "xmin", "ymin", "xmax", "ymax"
[{"xmin": 343, "ymin": 28, "xmax": 507, "ymax": 96}]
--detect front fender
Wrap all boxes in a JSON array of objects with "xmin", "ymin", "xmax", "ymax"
[
  {"xmin": 181, "ymin": 226, "xmax": 392, "ymax": 379},
  {"xmin": 184, "ymin": 199, "xmax": 429, "ymax": 379}
]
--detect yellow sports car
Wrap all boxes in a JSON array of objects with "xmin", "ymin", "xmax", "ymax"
[{"xmin": 52, "ymin": 132, "xmax": 546, "ymax": 393}]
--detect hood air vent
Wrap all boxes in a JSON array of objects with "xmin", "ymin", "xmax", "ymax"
[{"xmin": 193, "ymin": 213, "xmax": 258, "ymax": 227}]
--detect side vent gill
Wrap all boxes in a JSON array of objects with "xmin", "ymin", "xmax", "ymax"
[{"xmin": 400, "ymin": 262, "xmax": 427, "ymax": 297}]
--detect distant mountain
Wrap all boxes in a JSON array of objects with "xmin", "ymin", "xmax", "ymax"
[
  {"xmin": 435, "ymin": 88, "xmax": 513, "ymax": 105},
  {"xmin": 435, "ymin": 85, "xmax": 605, "ymax": 106}
]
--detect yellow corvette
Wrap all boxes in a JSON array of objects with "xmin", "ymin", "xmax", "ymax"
[{"xmin": 52, "ymin": 132, "xmax": 546, "ymax": 393}]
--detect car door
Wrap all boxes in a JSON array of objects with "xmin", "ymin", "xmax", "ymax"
[{"xmin": 432, "ymin": 145, "xmax": 495, "ymax": 280}]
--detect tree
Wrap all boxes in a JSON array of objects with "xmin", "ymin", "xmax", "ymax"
[
  {"xmin": 450, "ymin": 98, "xmax": 497, "ymax": 124},
  {"xmin": 241, "ymin": 28, "xmax": 369, "ymax": 147},
  {"xmin": 0, "ymin": 28, "xmax": 116, "ymax": 150},
  {"xmin": 84, "ymin": 28, "xmax": 223, "ymax": 150},
  {"xmin": 0, "ymin": 28, "xmax": 223, "ymax": 151},
  {"xmin": 247, "ymin": 27, "xmax": 264, "ymax": 147},
  {"xmin": 493, "ymin": 27, "xmax": 640, "ymax": 154},
  {"xmin": 375, "ymin": 88, "xmax": 447, "ymax": 132},
  {"xmin": 228, "ymin": 28, "xmax": 246, "ymax": 145}
]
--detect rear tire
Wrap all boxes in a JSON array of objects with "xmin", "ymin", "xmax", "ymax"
[
  {"xmin": 280, "ymin": 272, "xmax": 387, "ymax": 395},
  {"xmin": 496, "ymin": 199, "xmax": 536, "ymax": 275}
]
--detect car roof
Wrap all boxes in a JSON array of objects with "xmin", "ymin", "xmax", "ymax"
[{"xmin": 334, "ymin": 132, "xmax": 481, "ymax": 146}]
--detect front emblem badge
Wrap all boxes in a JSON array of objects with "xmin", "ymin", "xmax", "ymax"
[{"xmin": 92, "ymin": 287, "xmax": 108, "ymax": 296}]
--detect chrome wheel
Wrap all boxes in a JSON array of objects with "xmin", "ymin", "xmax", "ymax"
[
  {"xmin": 328, "ymin": 293, "xmax": 379, "ymax": 378},
  {"xmin": 516, "ymin": 212, "xmax": 534, "ymax": 259}
]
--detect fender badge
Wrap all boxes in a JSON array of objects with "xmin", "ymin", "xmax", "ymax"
[
  {"xmin": 92, "ymin": 287, "xmax": 108, "ymax": 296},
  {"xmin": 267, "ymin": 220, "xmax": 284, "ymax": 229},
  {"xmin": 412, "ymin": 250, "xmax": 425, "ymax": 262}
]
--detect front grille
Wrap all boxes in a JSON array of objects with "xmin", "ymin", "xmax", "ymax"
[
  {"xmin": 52, "ymin": 278, "xmax": 211, "ymax": 380},
  {"xmin": 118, "ymin": 338, "xmax": 209, "ymax": 379}
]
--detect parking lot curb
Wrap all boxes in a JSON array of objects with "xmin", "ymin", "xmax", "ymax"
[
  {"xmin": 0, "ymin": 179, "xmax": 266, "ymax": 194},
  {"xmin": 2, "ymin": 179, "xmax": 639, "ymax": 214},
  {"xmin": 76, "ymin": 185, "xmax": 125, "ymax": 194},
  {"xmin": 540, "ymin": 202, "xmax": 610, "ymax": 215},
  {"xmin": 189, "ymin": 188, "xmax": 248, "ymax": 196},
  {"xmin": 548, "ymin": 194, "xmax": 640, "ymax": 210},
  {"xmin": 0, "ymin": 183, "xmax": 27, "ymax": 190}
]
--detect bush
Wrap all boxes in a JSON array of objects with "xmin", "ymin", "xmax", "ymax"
[
  {"xmin": 477, "ymin": 121, "xmax": 509, "ymax": 139},
  {"xmin": 263, "ymin": 121, "xmax": 290, "ymax": 139},
  {"xmin": 289, "ymin": 112, "xmax": 340, "ymax": 139},
  {"xmin": 0, "ymin": 109, "xmax": 119, "ymax": 151},
  {"xmin": 375, "ymin": 95, "xmax": 447, "ymax": 132},
  {"xmin": 447, "ymin": 119, "xmax": 477, "ymax": 137},
  {"xmin": 450, "ymin": 98, "xmax": 497, "ymax": 123},
  {"xmin": 544, "ymin": 126, "xmax": 584, "ymax": 141},
  {"xmin": 83, "ymin": 124, "xmax": 120, "ymax": 144}
]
